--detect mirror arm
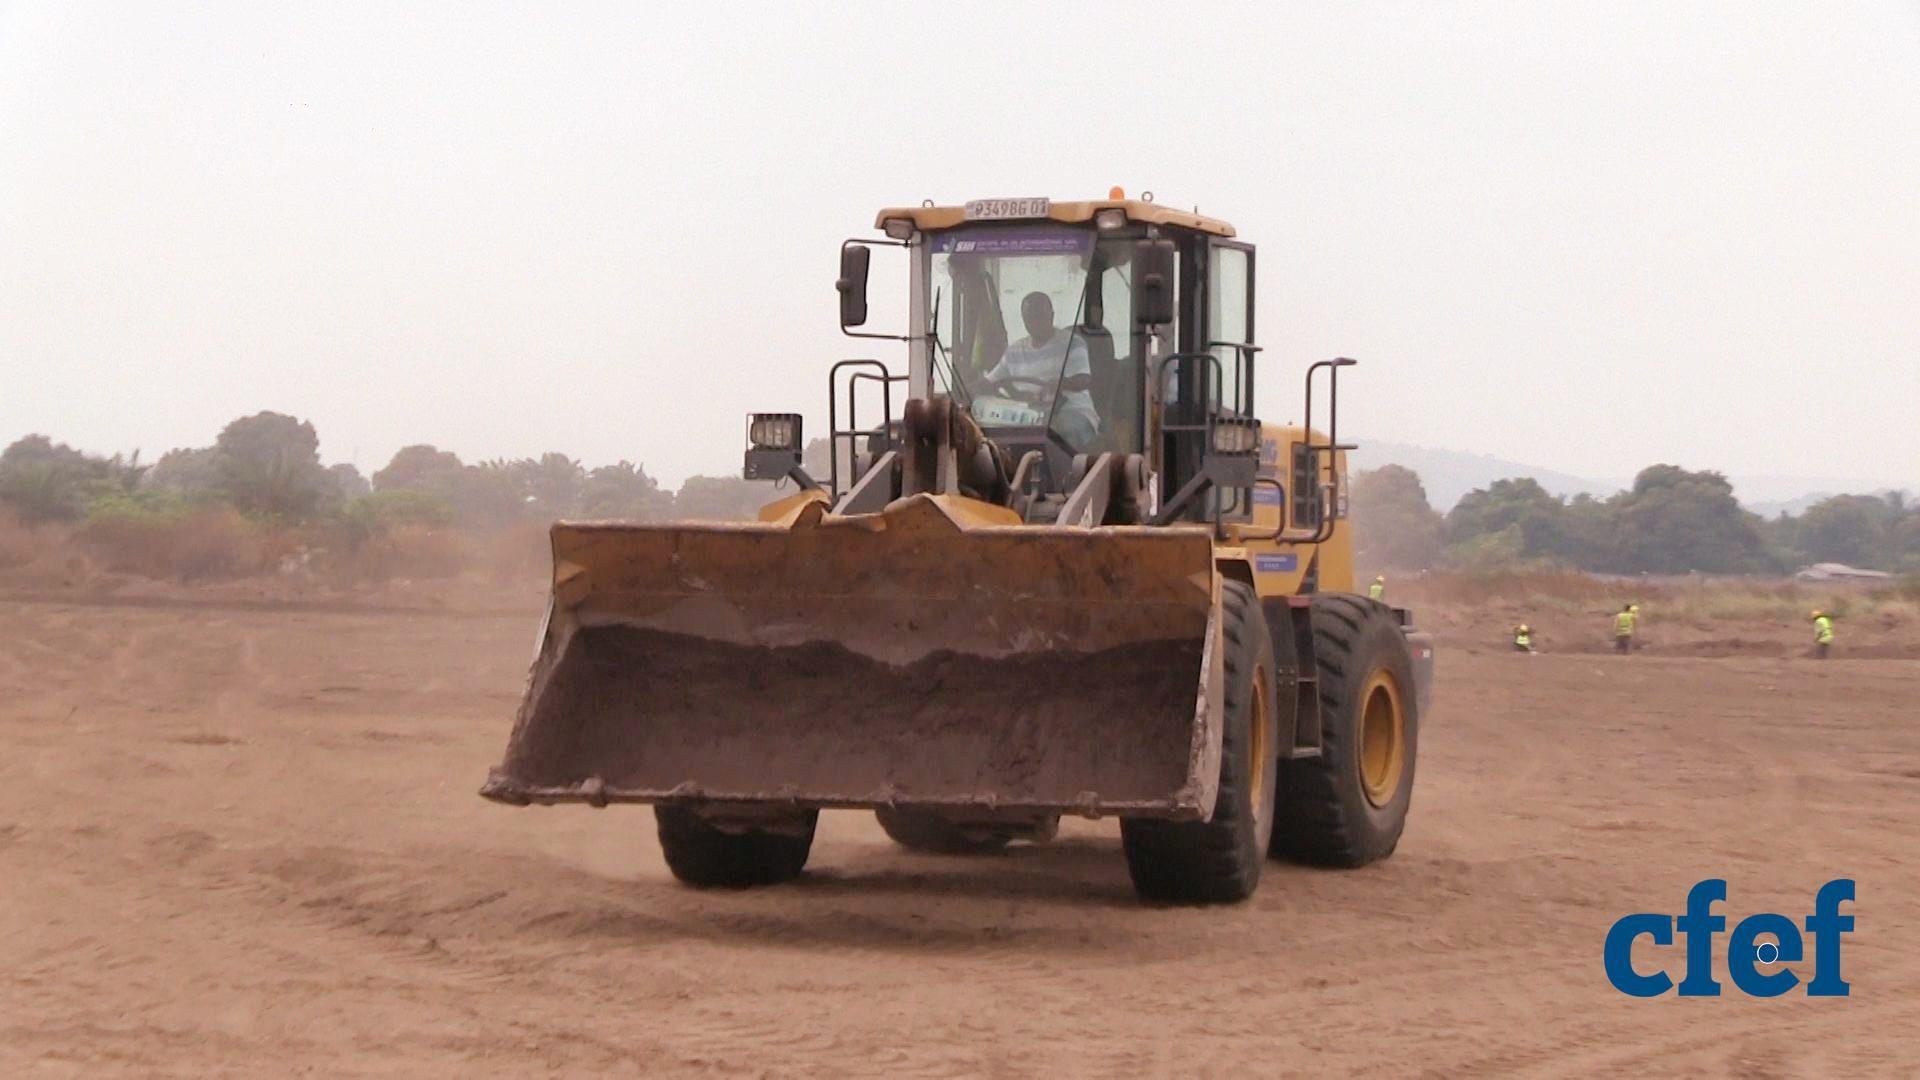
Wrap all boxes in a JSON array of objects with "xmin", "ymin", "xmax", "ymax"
[
  {"xmin": 786, "ymin": 465, "xmax": 822, "ymax": 492},
  {"xmin": 1150, "ymin": 470, "xmax": 1213, "ymax": 526}
]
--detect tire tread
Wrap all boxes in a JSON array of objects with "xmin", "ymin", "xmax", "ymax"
[
  {"xmin": 1121, "ymin": 581, "xmax": 1276, "ymax": 903},
  {"xmin": 655, "ymin": 806, "xmax": 816, "ymax": 888},
  {"xmin": 1271, "ymin": 595, "xmax": 1417, "ymax": 868}
]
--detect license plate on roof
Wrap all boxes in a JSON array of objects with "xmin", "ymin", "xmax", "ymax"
[{"xmin": 964, "ymin": 197, "xmax": 1050, "ymax": 220}]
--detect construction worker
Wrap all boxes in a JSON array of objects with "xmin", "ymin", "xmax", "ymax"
[
  {"xmin": 1614, "ymin": 604, "xmax": 1636, "ymax": 654},
  {"xmin": 1811, "ymin": 611, "xmax": 1835, "ymax": 659},
  {"xmin": 1513, "ymin": 624, "xmax": 1534, "ymax": 653},
  {"xmin": 1369, "ymin": 575, "xmax": 1386, "ymax": 602}
]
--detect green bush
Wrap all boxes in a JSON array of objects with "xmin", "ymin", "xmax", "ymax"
[
  {"xmin": 320, "ymin": 491, "xmax": 466, "ymax": 580},
  {"xmin": 1440, "ymin": 525, "xmax": 1529, "ymax": 574},
  {"xmin": 342, "ymin": 490, "xmax": 456, "ymax": 531},
  {"xmin": 76, "ymin": 498, "xmax": 265, "ymax": 580},
  {"xmin": 0, "ymin": 436, "xmax": 118, "ymax": 522},
  {"xmin": 331, "ymin": 523, "xmax": 468, "ymax": 581}
]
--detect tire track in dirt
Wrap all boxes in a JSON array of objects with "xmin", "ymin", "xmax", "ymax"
[
  {"xmin": 0, "ymin": 590, "xmax": 531, "ymax": 618},
  {"xmin": 7, "ymin": 600, "xmax": 1917, "ymax": 1076}
]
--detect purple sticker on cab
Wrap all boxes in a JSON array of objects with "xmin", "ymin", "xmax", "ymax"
[
  {"xmin": 1254, "ymin": 553, "xmax": 1299, "ymax": 573},
  {"xmin": 933, "ymin": 229, "xmax": 1091, "ymax": 255}
]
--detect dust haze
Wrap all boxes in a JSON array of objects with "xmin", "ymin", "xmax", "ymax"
[
  {"xmin": 3, "ymin": 3, "xmax": 1917, "ymax": 488},
  {"xmin": 4, "ymin": 6, "xmax": 1920, "ymax": 1077}
]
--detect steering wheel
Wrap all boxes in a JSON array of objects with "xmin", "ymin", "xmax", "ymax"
[
  {"xmin": 988, "ymin": 376, "xmax": 1053, "ymax": 405},
  {"xmin": 978, "ymin": 377, "xmax": 1082, "ymax": 461}
]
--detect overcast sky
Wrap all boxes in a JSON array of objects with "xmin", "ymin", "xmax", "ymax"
[{"xmin": 3, "ymin": 2, "xmax": 1916, "ymax": 493}]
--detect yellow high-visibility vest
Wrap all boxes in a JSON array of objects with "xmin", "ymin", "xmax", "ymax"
[
  {"xmin": 1515, "ymin": 629, "xmax": 1532, "ymax": 648},
  {"xmin": 1615, "ymin": 612, "xmax": 1635, "ymax": 637},
  {"xmin": 1369, "ymin": 581, "xmax": 1385, "ymax": 601},
  {"xmin": 1814, "ymin": 616, "xmax": 1834, "ymax": 645}
]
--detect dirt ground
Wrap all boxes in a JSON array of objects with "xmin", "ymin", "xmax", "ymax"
[{"xmin": 3, "ymin": 591, "xmax": 1917, "ymax": 1077}]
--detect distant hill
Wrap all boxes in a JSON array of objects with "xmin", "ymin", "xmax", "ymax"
[
  {"xmin": 1349, "ymin": 438, "xmax": 1912, "ymax": 516},
  {"xmin": 1743, "ymin": 487, "xmax": 1910, "ymax": 520},
  {"xmin": 1347, "ymin": 439, "xmax": 1621, "ymax": 510}
]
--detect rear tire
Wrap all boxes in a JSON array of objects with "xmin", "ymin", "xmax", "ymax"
[
  {"xmin": 1121, "ymin": 581, "xmax": 1279, "ymax": 903},
  {"xmin": 874, "ymin": 808, "xmax": 1014, "ymax": 855},
  {"xmin": 1271, "ymin": 595, "xmax": 1417, "ymax": 867},
  {"xmin": 654, "ymin": 806, "xmax": 816, "ymax": 888}
]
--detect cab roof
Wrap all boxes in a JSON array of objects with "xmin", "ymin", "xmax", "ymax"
[{"xmin": 874, "ymin": 198, "xmax": 1236, "ymax": 238}]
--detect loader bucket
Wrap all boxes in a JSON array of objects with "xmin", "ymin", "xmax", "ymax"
[{"xmin": 481, "ymin": 493, "xmax": 1226, "ymax": 820}]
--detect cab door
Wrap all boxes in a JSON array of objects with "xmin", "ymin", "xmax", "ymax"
[{"xmin": 1208, "ymin": 240, "xmax": 1256, "ymax": 417}]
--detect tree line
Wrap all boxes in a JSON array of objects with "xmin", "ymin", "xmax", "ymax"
[
  {"xmin": 0, "ymin": 411, "xmax": 780, "ymax": 533},
  {"xmin": 1352, "ymin": 464, "xmax": 1920, "ymax": 576},
  {"xmin": 6, "ymin": 414, "xmax": 1915, "ymax": 578}
]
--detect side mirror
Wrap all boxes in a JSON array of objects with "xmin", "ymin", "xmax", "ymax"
[
  {"xmin": 838, "ymin": 243, "xmax": 871, "ymax": 328},
  {"xmin": 1132, "ymin": 238, "xmax": 1176, "ymax": 327}
]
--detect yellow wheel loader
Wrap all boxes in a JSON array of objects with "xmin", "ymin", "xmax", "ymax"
[{"xmin": 481, "ymin": 193, "xmax": 1436, "ymax": 903}]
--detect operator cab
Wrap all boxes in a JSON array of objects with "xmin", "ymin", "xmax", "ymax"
[
  {"xmin": 927, "ymin": 218, "xmax": 1140, "ymax": 464},
  {"xmin": 743, "ymin": 193, "xmax": 1348, "ymax": 536},
  {"xmin": 852, "ymin": 194, "xmax": 1258, "ymax": 517}
]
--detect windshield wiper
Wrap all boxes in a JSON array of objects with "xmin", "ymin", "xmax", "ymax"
[
  {"xmin": 928, "ymin": 286, "xmax": 975, "ymax": 408},
  {"xmin": 1038, "ymin": 261, "xmax": 1099, "ymax": 440}
]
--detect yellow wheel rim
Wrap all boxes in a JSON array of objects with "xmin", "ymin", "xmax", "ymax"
[
  {"xmin": 1248, "ymin": 667, "xmax": 1270, "ymax": 818},
  {"xmin": 1357, "ymin": 668, "xmax": 1406, "ymax": 808}
]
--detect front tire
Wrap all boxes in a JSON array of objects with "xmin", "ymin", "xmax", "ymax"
[
  {"xmin": 1121, "ymin": 580, "xmax": 1279, "ymax": 903},
  {"xmin": 654, "ymin": 806, "xmax": 817, "ymax": 888},
  {"xmin": 1271, "ymin": 595, "xmax": 1418, "ymax": 867}
]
